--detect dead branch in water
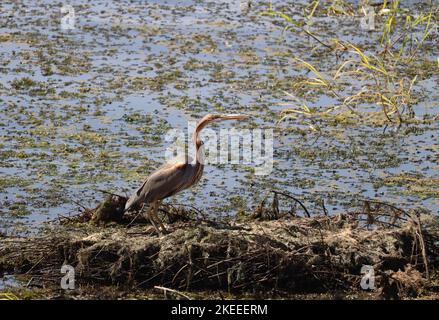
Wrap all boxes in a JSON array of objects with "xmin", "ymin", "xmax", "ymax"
[{"xmin": 270, "ymin": 190, "xmax": 311, "ymax": 218}]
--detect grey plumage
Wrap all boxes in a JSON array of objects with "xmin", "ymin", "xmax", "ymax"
[{"xmin": 124, "ymin": 113, "xmax": 248, "ymax": 234}]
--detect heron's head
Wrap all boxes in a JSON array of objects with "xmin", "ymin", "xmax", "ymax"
[{"xmin": 193, "ymin": 113, "xmax": 249, "ymax": 147}]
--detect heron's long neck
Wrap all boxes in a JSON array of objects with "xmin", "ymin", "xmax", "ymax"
[
  {"xmin": 193, "ymin": 137, "xmax": 204, "ymax": 166},
  {"xmin": 192, "ymin": 129, "xmax": 204, "ymax": 166},
  {"xmin": 190, "ymin": 135, "xmax": 204, "ymax": 185},
  {"xmin": 192, "ymin": 116, "xmax": 212, "ymax": 166}
]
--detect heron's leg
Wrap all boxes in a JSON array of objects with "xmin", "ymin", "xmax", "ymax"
[
  {"xmin": 152, "ymin": 200, "xmax": 167, "ymax": 234},
  {"xmin": 144, "ymin": 202, "xmax": 161, "ymax": 234}
]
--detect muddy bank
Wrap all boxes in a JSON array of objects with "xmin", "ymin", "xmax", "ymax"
[{"xmin": 1, "ymin": 199, "xmax": 438, "ymax": 299}]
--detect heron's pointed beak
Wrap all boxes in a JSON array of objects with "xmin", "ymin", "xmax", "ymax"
[{"xmin": 217, "ymin": 114, "xmax": 249, "ymax": 121}]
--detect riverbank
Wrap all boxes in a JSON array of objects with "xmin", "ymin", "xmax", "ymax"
[{"xmin": 1, "ymin": 198, "xmax": 438, "ymax": 300}]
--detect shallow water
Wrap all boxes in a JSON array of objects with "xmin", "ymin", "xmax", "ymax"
[
  {"xmin": 0, "ymin": 0, "xmax": 438, "ymax": 235},
  {"xmin": 0, "ymin": 274, "xmax": 22, "ymax": 291}
]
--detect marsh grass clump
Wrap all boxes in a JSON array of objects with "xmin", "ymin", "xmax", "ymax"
[
  {"xmin": 382, "ymin": 173, "xmax": 439, "ymax": 198},
  {"xmin": 127, "ymin": 70, "xmax": 183, "ymax": 92},
  {"xmin": 11, "ymin": 77, "xmax": 56, "ymax": 97},
  {"xmin": 264, "ymin": 1, "xmax": 438, "ymax": 129},
  {"xmin": 11, "ymin": 77, "xmax": 36, "ymax": 90}
]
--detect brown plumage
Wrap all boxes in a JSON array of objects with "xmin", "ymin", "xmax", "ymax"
[{"xmin": 125, "ymin": 113, "xmax": 248, "ymax": 234}]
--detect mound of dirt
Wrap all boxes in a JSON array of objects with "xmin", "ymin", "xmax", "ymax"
[{"xmin": 1, "ymin": 207, "xmax": 438, "ymax": 299}]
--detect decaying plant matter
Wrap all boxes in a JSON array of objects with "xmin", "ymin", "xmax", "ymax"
[{"xmin": 1, "ymin": 194, "xmax": 438, "ymax": 300}]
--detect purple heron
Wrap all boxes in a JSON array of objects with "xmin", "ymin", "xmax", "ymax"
[{"xmin": 125, "ymin": 114, "xmax": 248, "ymax": 234}]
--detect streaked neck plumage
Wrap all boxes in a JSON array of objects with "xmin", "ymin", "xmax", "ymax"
[
  {"xmin": 190, "ymin": 122, "xmax": 206, "ymax": 186},
  {"xmin": 192, "ymin": 115, "xmax": 212, "ymax": 166}
]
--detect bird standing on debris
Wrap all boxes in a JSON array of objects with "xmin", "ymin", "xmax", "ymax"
[{"xmin": 125, "ymin": 114, "xmax": 248, "ymax": 234}]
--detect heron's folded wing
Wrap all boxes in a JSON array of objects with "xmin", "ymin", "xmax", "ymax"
[
  {"xmin": 135, "ymin": 157, "xmax": 191, "ymax": 198},
  {"xmin": 125, "ymin": 159, "xmax": 193, "ymax": 211},
  {"xmin": 143, "ymin": 161, "xmax": 193, "ymax": 201}
]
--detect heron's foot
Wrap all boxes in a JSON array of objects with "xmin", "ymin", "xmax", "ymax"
[
  {"xmin": 150, "ymin": 211, "xmax": 168, "ymax": 235},
  {"xmin": 156, "ymin": 218, "xmax": 168, "ymax": 235},
  {"xmin": 153, "ymin": 220, "xmax": 168, "ymax": 235},
  {"xmin": 147, "ymin": 214, "xmax": 168, "ymax": 235},
  {"xmin": 146, "ymin": 216, "xmax": 161, "ymax": 235},
  {"xmin": 150, "ymin": 225, "xmax": 168, "ymax": 236},
  {"xmin": 144, "ymin": 201, "xmax": 168, "ymax": 235},
  {"xmin": 148, "ymin": 225, "xmax": 162, "ymax": 235}
]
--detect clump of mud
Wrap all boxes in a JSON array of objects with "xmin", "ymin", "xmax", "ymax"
[
  {"xmin": 90, "ymin": 194, "xmax": 127, "ymax": 224},
  {"xmin": 1, "ymin": 196, "xmax": 438, "ymax": 300}
]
